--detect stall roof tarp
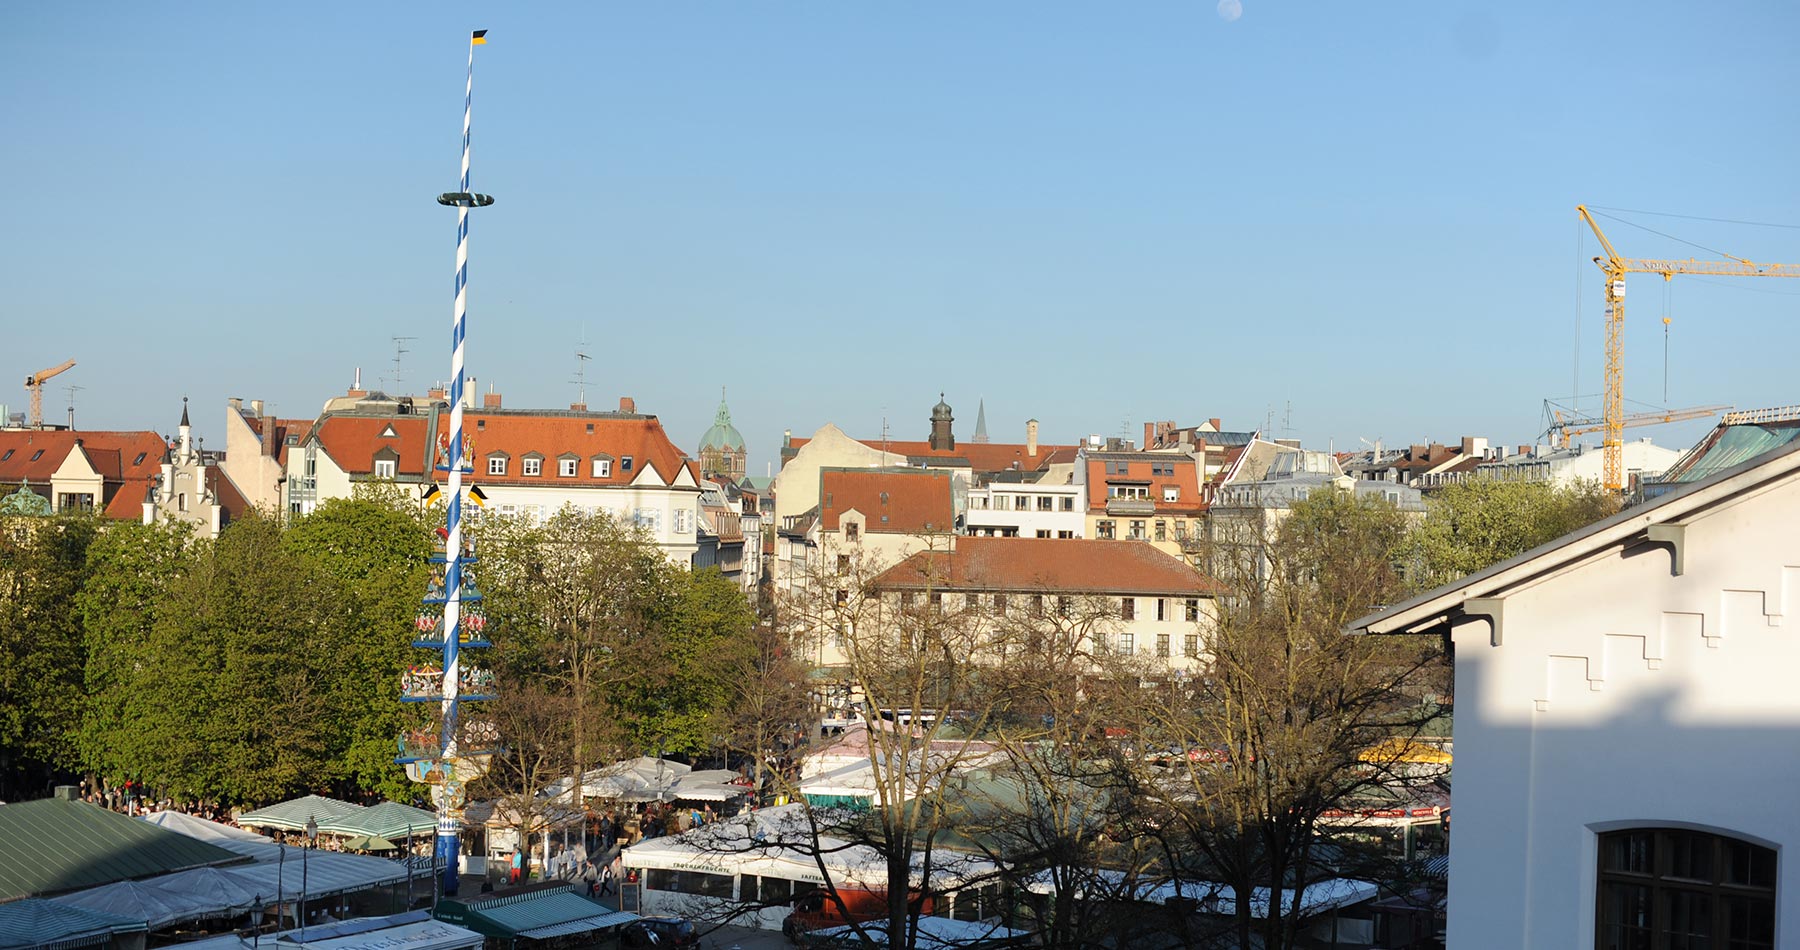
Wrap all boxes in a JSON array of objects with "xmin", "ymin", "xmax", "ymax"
[
  {"xmin": 141, "ymin": 810, "xmax": 270, "ymax": 844},
  {"xmin": 52, "ymin": 879, "xmax": 209, "ymax": 930},
  {"xmin": 159, "ymin": 911, "xmax": 482, "ymax": 950},
  {"xmin": 315, "ymin": 801, "xmax": 438, "ymax": 839},
  {"xmin": 622, "ymin": 804, "xmax": 996, "ymax": 890},
  {"xmin": 0, "ymin": 899, "xmax": 148, "ymax": 950},
  {"xmin": 0, "ymin": 798, "xmax": 244, "ymax": 900},
  {"xmin": 237, "ymin": 794, "xmax": 366, "ymax": 831},
  {"xmin": 438, "ymin": 886, "xmax": 634, "ymax": 939},
  {"xmin": 222, "ymin": 848, "xmax": 408, "ymax": 901},
  {"xmin": 545, "ymin": 757, "xmax": 692, "ymax": 802},
  {"xmin": 1024, "ymin": 869, "xmax": 1378, "ymax": 920}
]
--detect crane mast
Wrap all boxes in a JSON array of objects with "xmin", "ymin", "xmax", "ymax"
[{"xmin": 1576, "ymin": 206, "xmax": 1800, "ymax": 490}]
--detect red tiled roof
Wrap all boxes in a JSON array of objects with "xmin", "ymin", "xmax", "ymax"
[
  {"xmin": 433, "ymin": 411, "xmax": 698, "ymax": 489},
  {"xmin": 820, "ymin": 470, "xmax": 953, "ymax": 534},
  {"xmin": 208, "ymin": 467, "xmax": 251, "ymax": 521},
  {"xmin": 1083, "ymin": 456, "xmax": 1206, "ymax": 515},
  {"xmin": 872, "ymin": 537, "xmax": 1224, "ymax": 596},
  {"xmin": 245, "ymin": 416, "xmax": 312, "ymax": 466},
  {"xmin": 309, "ymin": 416, "xmax": 433, "ymax": 476},
  {"xmin": 787, "ymin": 437, "xmax": 1077, "ymax": 474},
  {"xmin": 0, "ymin": 430, "xmax": 167, "ymax": 519}
]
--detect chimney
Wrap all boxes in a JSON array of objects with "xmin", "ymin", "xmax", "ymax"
[
  {"xmin": 1518, "ymin": 444, "xmax": 1530, "ymax": 458},
  {"xmin": 348, "ymin": 368, "xmax": 367, "ymax": 399},
  {"xmin": 250, "ymin": 399, "xmax": 264, "ymax": 417},
  {"xmin": 570, "ymin": 402, "xmax": 587, "ymax": 412},
  {"xmin": 427, "ymin": 387, "xmax": 446, "ymax": 401},
  {"xmin": 1209, "ymin": 418, "xmax": 1222, "ymax": 431},
  {"xmin": 1410, "ymin": 444, "xmax": 1427, "ymax": 459},
  {"xmin": 262, "ymin": 413, "xmax": 277, "ymax": 458},
  {"xmin": 229, "ymin": 397, "xmax": 243, "ymax": 413},
  {"xmin": 1144, "ymin": 422, "xmax": 1155, "ymax": 448},
  {"xmin": 619, "ymin": 396, "xmax": 636, "ymax": 414},
  {"xmin": 1026, "ymin": 419, "xmax": 1039, "ymax": 457},
  {"xmin": 483, "ymin": 392, "xmax": 503, "ymax": 409}
]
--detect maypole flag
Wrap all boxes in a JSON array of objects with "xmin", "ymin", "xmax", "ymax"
[{"xmin": 471, "ymin": 30, "xmax": 488, "ymax": 45}]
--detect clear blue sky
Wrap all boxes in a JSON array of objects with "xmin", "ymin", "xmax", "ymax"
[{"xmin": 7, "ymin": 3, "xmax": 1798, "ymax": 468}]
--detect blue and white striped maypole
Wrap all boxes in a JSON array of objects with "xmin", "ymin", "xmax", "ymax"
[{"xmin": 432, "ymin": 27, "xmax": 493, "ymax": 896}]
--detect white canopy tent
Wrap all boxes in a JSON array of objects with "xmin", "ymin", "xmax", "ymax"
[{"xmin": 541, "ymin": 756, "xmax": 691, "ymax": 802}]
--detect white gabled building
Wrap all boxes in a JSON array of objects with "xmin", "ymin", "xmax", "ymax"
[
  {"xmin": 284, "ymin": 391, "xmax": 704, "ymax": 566},
  {"xmin": 1354, "ymin": 439, "xmax": 1800, "ymax": 950}
]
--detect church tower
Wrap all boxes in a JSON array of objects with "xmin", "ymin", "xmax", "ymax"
[
  {"xmin": 698, "ymin": 388, "xmax": 748, "ymax": 482},
  {"xmin": 929, "ymin": 394, "xmax": 955, "ymax": 451}
]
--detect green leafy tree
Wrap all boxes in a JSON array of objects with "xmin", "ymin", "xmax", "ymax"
[
  {"xmin": 136, "ymin": 513, "xmax": 337, "ymax": 805},
  {"xmin": 76, "ymin": 519, "xmax": 196, "ymax": 791},
  {"xmin": 0, "ymin": 514, "xmax": 101, "ymax": 799},
  {"xmin": 1409, "ymin": 478, "xmax": 1618, "ymax": 588},
  {"xmin": 284, "ymin": 495, "xmax": 431, "ymax": 802}
]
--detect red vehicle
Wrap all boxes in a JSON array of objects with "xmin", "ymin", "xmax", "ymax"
[{"xmin": 781, "ymin": 887, "xmax": 935, "ymax": 942}]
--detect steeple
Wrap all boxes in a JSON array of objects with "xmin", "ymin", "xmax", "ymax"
[
  {"xmin": 178, "ymin": 396, "xmax": 192, "ymax": 458},
  {"xmin": 973, "ymin": 398, "xmax": 989, "ymax": 444}
]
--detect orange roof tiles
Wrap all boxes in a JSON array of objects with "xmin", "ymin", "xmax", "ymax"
[
  {"xmin": 820, "ymin": 470, "xmax": 953, "ymax": 534},
  {"xmin": 873, "ymin": 537, "xmax": 1223, "ymax": 596},
  {"xmin": 434, "ymin": 411, "xmax": 697, "ymax": 489},
  {"xmin": 0, "ymin": 430, "xmax": 167, "ymax": 520},
  {"xmin": 787, "ymin": 437, "xmax": 1077, "ymax": 475},
  {"xmin": 1083, "ymin": 454, "xmax": 1206, "ymax": 515},
  {"xmin": 308, "ymin": 415, "xmax": 433, "ymax": 477}
]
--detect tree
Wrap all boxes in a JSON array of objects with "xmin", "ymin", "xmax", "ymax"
[
  {"xmin": 719, "ymin": 618, "xmax": 812, "ymax": 798},
  {"xmin": 0, "ymin": 513, "xmax": 101, "ymax": 800},
  {"xmin": 1127, "ymin": 489, "xmax": 1447, "ymax": 950},
  {"xmin": 76, "ymin": 519, "xmax": 196, "ymax": 794},
  {"xmin": 1408, "ymin": 478, "xmax": 1618, "ymax": 588},
  {"xmin": 284, "ymin": 495, "xmax": 431, "ymax": 802},
  {"xmin": 133, "ymin": 513, "xmax": 338, "ymax": 805}
]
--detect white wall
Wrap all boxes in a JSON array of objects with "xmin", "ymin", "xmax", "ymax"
[
  {"xmin": 963, "ymin": 483, "xmax": 1086, "ymax": 538},
  {"xmin": 1445, "ymin": 475, "xmax": 1800, "ymax": 948}
]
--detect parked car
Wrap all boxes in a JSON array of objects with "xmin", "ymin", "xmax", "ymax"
[{"xmin": 620, "ymin": 917, "xmax": 699, "ymax": 948}]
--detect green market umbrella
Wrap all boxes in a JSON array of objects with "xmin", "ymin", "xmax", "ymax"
[{"xmin": 340, "ymin": 834, "xmax": 398, "ymax": 852}]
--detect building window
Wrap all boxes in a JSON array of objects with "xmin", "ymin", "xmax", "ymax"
[
  {"xmin": 374, "ymin": 459, "xmax": 396, "ymax": 478},
  {"xmin": 1596, "ymin": 828, "xmax": 1775, "ymax": 950},
  {"xmin": 593, "ymin": 458, "xmax": 611, "ymax": 477},
  {"xmin": 1117, "ymin": 632, "xmax": 1134, "ymax": 654},
  {"xmin": 929, "ymin": 592, "xmax": 943, "ymax": 613},
  {"xmin": 1014, "ymin": 495, "xmax": 1030, "ymax": 511},
  {"xmin": 1036, "ymin": 529, "xmax": 1052, "ymax": 538},
  {"xmin": 1121, "ymin": 597, "xmax": 1135, "ymax": 621},
  {"xmin": 965, "ymin": 593, "xmax": 980, "ymax": 610},
  {"xmin": 1057, "ymin": 595, "xmax": 1071, "ymax": 617},
  {"xmin": 622, "ymin": 456, "xmax": 633, "ymax": 471},
  {"xmin": 993, "ymin": 594, "xmax": 1007, "ymax": 612},
  {"xmin": 1163, "ymin": 485, "xmax": 1179, "ymax": 502},
  {"xmin": 837, "ymin": 554, "xmax": 850, "ymax": 573},
  {"xmin": 1175, "ymin": 520, "xmax": 1187, "ymax": 539},
  {"xmin": 488, "ymin": 456, "xmax": 506, "ymax": 476},
  {"xmin": 1060, "ymin": 496, "xmax": 1074, "ymax": 511},
  {"xmin": 1154, "ymin": 521, "xmax": 1167, "ymax": 542},
  {"xmin": 900, "ymin": 591, "xmax": 916, "ymax": 608},
  {"xmin": 1185, "ymin": 598, "xmax": 1201, "ymax": 622},
  {"xmin": 1184, "ymin": 634, "xmax": 1200, "ymax": 657},
  {"xmin": 1031, "ymin": 594, "xmax": 1045, "ymax": 618},
  {"xmin": 836, "ymin": 588, "xmax": 848, "ymax": 605},
  {"xmin": 1037, "ymin": 495, "xmax": 1054, "ymax": 511},
  {"xmin": 1156, "ymin": 598, "xmax": 1168, "ymax": 621},
  {"xmin": 1058, "ymin": 530, "xmax": 1075, "ymax": 539},
  {"xmin": 1128, "ymin": 520, "xmax": 1146, "ymax": 540},
  {"xmin": 1097, "ymin": 520, "xmax": 1115, "ymax": 540},
  {"xmin": 1156, "ymin": 634, "xmax": 1170, "ymax": 658},
  {"xmin": 845, "ymin": 523, "xmax": 859, "ymax": 541},
  {"xmin": 522, "ymin": 457, "xmax": 542, "ymax": 477},
  {"xmin": 559, "ymin": 458, "xmax": 578, "ymax": 477}
]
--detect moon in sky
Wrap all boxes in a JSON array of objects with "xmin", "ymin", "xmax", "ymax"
[{"xmin": 1217, "ymin": 0, "xmax": 1242, "ymax": 22}]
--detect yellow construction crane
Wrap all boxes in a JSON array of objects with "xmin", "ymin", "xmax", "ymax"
[
  {"xmin": 24, "ymin": 359, "xmax": 75, "ymax": 428},
  {"xmin": 1543, "ymin": 403, "xmax": 1731, "ymax": 450},
  {"xmin": 1577, "ymin": 206, "xmax": 1800, "ymax": 490}
]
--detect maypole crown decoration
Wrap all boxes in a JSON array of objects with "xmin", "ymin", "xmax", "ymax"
[{"xmin": 398, "ymin": 27, "xmax": 498, "ymax": 900}]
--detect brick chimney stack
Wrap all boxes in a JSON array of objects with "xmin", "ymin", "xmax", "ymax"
[
  {"xmin": 619, "ymin": 396, "xmax": 636, "ymax": 414},
  {"xmin": 1026, "ymin": 419, "xmax": 1039, "ymax": 457},
  {"xmin": 483, "ymin": 391, "xmax": 503, "ymax": 409}
]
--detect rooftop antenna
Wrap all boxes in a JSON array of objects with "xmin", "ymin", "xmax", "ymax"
[
  {"xmin": 880, "ymin": 409, "xmax": 890, "ymax": 457},
  {"xmin": 66, "ymin": 384, "xmax": 83, "ymax": 430},
  {"xmin": 388, "ymin": 336, "xmax": 416, "ymax": 392},
  {"xmin": 1282, "ymin": 400, "xmax": 1293, "ymax": 434},
  {"xmin": 572, "ymin": 325, "xmax": 591, "ymax": 406}
]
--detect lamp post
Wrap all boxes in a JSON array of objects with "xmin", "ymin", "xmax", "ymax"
[
  {"xmin": 301, "ymin": 816, "xmax": 317, "ymax": 939},
  {"xmin": 250, "ymin": 894, "xmax": 264, "ymax": 949}
]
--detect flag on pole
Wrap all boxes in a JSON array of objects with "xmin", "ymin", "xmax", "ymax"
[
  {"xmin": 471, "ymin": 30, "xmax": 488, "ymax": 45},
  {"xmin": 422, "ymin": 485, "xmax": 442, "ymax": 505},
  {"xmin": 469, "ymin": 485, "xmax": 489, "ymax": 507}
]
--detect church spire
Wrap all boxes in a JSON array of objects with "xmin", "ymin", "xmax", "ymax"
[{"xmin": 973, "ymin": 397, "xmax": 989, "ymax": 444}]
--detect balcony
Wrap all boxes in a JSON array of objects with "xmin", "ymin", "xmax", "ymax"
[{"xmin": 1106, "ymin": 497, "xmax": 1157, "ymax": 516}]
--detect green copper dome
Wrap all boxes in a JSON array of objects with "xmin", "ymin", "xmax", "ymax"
[{"xmin": 699, "ymin": 391, "xmax": 745, "ymax": 452}]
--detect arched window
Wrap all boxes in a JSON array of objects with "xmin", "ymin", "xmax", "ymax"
[{"xmin": 1597, "ymin": 827, "xmax": 1775, "ymax": 949}]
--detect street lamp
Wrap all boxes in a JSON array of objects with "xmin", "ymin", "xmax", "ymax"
[
  {"xmin": 301, "ymin": 817, "xmax": 318, "ymax": 939},
  {"xmin": 250, "ymin": 894, "xmax": 264, "ymax": 949}
]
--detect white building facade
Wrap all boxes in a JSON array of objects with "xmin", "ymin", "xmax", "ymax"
[
  {"xmin": 962, "ymin": 480, "xmax": 1086, "ymax": 538},
  {"xmin": 1355, "ymin": 442, "xmax": 1800, "ymax": 949}
]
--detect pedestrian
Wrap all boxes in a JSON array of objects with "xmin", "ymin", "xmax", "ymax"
[
  {"xmin": 509, "ymin": 848, "xmax": 523, "ymax": 885},
  {"xmin": 599, "ymin": 858, "xmax": 616, "ymax": 896},
  {"xmin": 582, "ymin": 860, "xmax": 599, "ymax": 898}
]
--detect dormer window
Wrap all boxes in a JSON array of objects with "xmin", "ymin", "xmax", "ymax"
[
  {"xmin": 592, "ymin": 457, "xmax": 612, "ymax": 478},
  {"xmin": 558, "ymin": 457, "xmax": 578, "ymax": 477},
  {"xmin": 374, "ymin": 459, "xmax": 397, "ymax": 478},
  {"xmin": 380, "ymin": 425, "xmax": 399, "ymax": 438},
  {"xmin": 487, "ymin": 455, "xmax": 508, "ymax": 476},
  {"xmin": 522, "ymin": 457, "xmax": 543, "ymax": 477},
  {"xmin": 622, "ymin": 456, "xmax": 634, "ymax": 472}
]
